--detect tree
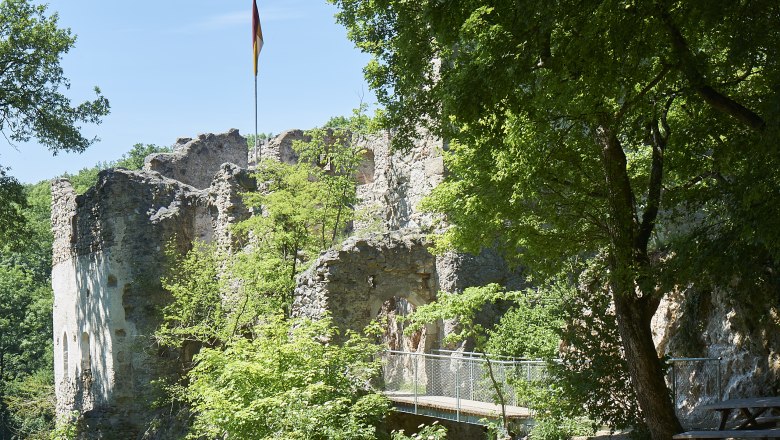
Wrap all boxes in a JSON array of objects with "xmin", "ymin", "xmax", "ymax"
[
  {"xmin": 236, "ymin": 110, "xmax": 375, "ymax": 315},
  {"xmin": 0, "ymin": 0, "xmax": 109, "ymax": 241},
  {"xmin": 184, "ymin": 317, "xmax": 389, "ymax": 440},
  {"xmin": 0, "ymin": 180, "xmax": 53, "ymax": 440},
  {"xmin": 330, "ymin": 2, "xmax": 780, "ymax": 439}
]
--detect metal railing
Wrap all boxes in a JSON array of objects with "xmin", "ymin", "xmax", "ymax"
[
  {"xmin": 380, "ymin": 350, "xmax": 547, "ymax": 423},
  {"xmin": 382, "ymin": 351, "xmax": 724, "ymax": 429},
  {"xmin": 667, "ymin": 357, "xmax": 723, "ymax": 429}
]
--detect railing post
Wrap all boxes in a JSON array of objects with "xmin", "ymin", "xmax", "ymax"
[
  {"xmin": 414, "ymin": 352, "xmax": 418, "ymax": 414},
  {"xmin": 455, "ymin": 359, "xmax": 460, "ymax": 422},
  {"xmin": 469, "ymin": 358, "xmax": 474, "ymax": 401},
  {"xmin": 671, "ymin": 361, "xmax": 677, "ymax": 411},
  {"xmin": 717, "ymin": 357, "xmax": 722, "ymax": 402}
]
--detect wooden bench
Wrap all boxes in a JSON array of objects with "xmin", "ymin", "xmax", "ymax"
[{"xmin": 673, "ymin": 428, "xmax": 780, "ymax": 439}]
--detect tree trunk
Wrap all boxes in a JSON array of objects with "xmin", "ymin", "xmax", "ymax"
[
  {"xmin": 614, "ymin": 294, "xmax": 684, "ymax": 440},
  {"xmin": 598, "ymin": 124, "xmax": 684, "ymax": 440}
]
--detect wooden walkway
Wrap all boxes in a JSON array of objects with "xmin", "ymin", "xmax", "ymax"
[{"xmin": 385, "ymin": 392, "xmax": 532, "ymax": 421}]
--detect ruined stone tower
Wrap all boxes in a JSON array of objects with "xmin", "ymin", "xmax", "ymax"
[{"xmin": 51, "ymin": 130, "xmax": 251, "ymax": 437}]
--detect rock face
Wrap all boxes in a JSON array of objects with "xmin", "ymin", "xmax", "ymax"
[
  {"xmin": 652, "ymin": 286, "xmax": 780, "ymax": 428},
  {"xmin": 52, "ymin": 130, "xmax": 251, "ymax": 438}
]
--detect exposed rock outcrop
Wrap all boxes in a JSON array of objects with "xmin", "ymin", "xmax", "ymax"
[{"xmin": 653, "ymin": 286, "xmax": 780, "ymax": 428}]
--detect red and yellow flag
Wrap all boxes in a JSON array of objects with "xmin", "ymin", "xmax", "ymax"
[{"xmin": 252, "ymin": 0, "xmax": 264, "ymax": 76}]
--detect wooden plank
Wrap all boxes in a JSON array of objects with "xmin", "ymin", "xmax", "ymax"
[
  {"xmin": 385, "ymin": 393, "xmax": 532, "ymax": 419},
  {"xmin": 673, "ymin": 429, "xmax": 780, "ymax": 439}
]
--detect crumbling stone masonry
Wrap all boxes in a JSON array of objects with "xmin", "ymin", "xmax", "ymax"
[{"xmin": 51, "ymin": 130, "xmax": 251, "ymax": 438}]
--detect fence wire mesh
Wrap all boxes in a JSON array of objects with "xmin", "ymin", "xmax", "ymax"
[
  {"xmin": 667, "ymin": 357, "xmax": 722, "ymax": 429},
  {"xmin": 380, "ymin": 350, "xmax": 547, "ymax": 410}
]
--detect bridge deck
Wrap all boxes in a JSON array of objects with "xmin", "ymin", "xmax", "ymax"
[{"xmin": 385, "ymin": 392, "xmax": 532, "ymax": 420}]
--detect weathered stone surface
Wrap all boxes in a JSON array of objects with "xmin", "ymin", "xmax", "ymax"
[
  {"xmin": 53, "ymin": 131, "xmax": 251, "ymax": 438},
  {"xmin": 144, "ymin": 129, "xmax": 247, "ymax": 189},
  {"xmin": 293, "ymin": 233, "xmax": 440, "ymax": 346},
  {"xmin": 293, "ymin": 231, "xmax": 523, "ymax": 351},
  {"xmin": 354, "ymin": 131, "xmax": 445, "ymax": 232},
  {"xmin": 249, "ymin": 129, "xmax": 307, "ymax": 167},
  {"xmin": 206, "ymin": 163, "xmax": 256, "ymax": 252},
  {"xmin": 52, "ymin": 169, "xmax": 209, "ymax": 438}
]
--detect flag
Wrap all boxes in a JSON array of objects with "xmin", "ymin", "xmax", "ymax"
[{"xmin": 252, "ymin": 0, "xmax": 264, "ymax": 76}]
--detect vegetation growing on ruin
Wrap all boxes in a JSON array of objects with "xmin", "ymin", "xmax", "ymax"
[{"xmin": 153, "ymin": 111, "xmax": 407, "ymax": 439}]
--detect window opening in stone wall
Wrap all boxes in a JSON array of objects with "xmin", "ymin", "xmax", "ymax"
[
  {"xmin": 81, "ymin": 332, "xmax": 91, "ymax": 372},
  {"xmin": 63, "ymin": 331, "xmax": 69, "ymax": 377}
]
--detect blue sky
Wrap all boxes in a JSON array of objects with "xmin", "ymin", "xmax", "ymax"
[{"xmin": 7, "ymin": 1, "xmax": 375, "ymax": 183}]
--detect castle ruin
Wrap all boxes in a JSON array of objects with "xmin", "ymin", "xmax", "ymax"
[{"xmin": 51, "ymin": 127, "xmax": 780, "ymax": 437}]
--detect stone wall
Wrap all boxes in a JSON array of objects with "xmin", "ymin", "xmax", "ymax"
[
  {"xmin": 52, "ymin": 130, "xmax": 251, "ymax": 438},
  {"xmin": 294, "ymin": 130, "xmax": 523, "ymax": 349},
  {"xmin": 144, "ymin": 129, "xmax": 247, "ymax": 189},
  {"xmin": 354, "ymin": 131, "xmax": 445, "ymax": 233}
]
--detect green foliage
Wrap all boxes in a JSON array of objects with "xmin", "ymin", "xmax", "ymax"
[
  {"xmin": 550, "ymin": 264, "xmax": 648, "ymax": 436},
  {"xmin": 4, "ymin": 369, "xmax": 56, "ymax": 439},
  {"xmin": 184, "ymin": 317, "xmax": 388, "ymax": 440},
  {"xmin": 391, "ymin": 422, "xmax": 447, "ymax": 440},
  {"xmin": 0, "ymin": 264, "xmax": 53, "ymax": 438},
  {"xmin": 235, "ymin": 109, "xmax": 372, "ymax": 314},
  {"xmin": 114, "ymin": 143, "xmax": 171, "ymax": 170},
  {"xmin": 333, "ymin": 1, "xmax": 780, "ymax": 436},
  {"xmin": 156, "ymin": 242, "xmax": 228, "ymax": 349},
  {"xmin": 236, "ymin": 159, "xmax": 339, "ymax": 313},
  {"xmin": 0, "ymin": 0, "xmax": 109, "ymax": 240},
  {"xmin": 405, "ymin": 284, "xmax": 505, "ymax": 348},
  {"xmin": 155, "ymin": 113, "xmax": 387, "ymax": 438},
  {"xmin": 0, "ymin": 0, "xmax": 109, "ymax": 153},
  {"xmin": 49, "ymin": 411, "xmax": 78, "ymax": 440},
  {"xmin": 485, "ymin": 287, "xmax": 563, "ymax": 360},
  {"xmin": 527, "ymin": 416, "xmax": 593, "ymax": 440},
  {"xmin": 0, "ymin": 169, "xmax": 27, "ymax": 248}
]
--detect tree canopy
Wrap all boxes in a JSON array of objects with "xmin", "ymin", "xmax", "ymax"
[
  {"xmin": 331, "ymin": 1, "xmax": 780, "ymax": 439},
  {"xmin": 0, "ymin": 0, "xmax": 109, "ymax": 243}
]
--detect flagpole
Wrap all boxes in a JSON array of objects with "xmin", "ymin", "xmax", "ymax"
[{"xmin": 252, "ymin": 0, "xmax": 262, "ymax": 160}]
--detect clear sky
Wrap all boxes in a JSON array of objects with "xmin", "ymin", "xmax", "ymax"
[{"xmin": 6, "ymin": 1, "xmax": 375, "ymax": 184}]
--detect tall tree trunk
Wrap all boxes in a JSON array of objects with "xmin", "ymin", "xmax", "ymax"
[
  {"xmin": 598, "ymin": 124, "xmax": 684, "ymax": 440},
  {"xmin": 614, "ymin": 295, "xmax": 684, "ymax": 440}
]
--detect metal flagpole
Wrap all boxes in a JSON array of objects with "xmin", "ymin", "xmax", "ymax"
[{"xmin": 255, "ymin": 74, "xmax": 259, "ymax": 155}]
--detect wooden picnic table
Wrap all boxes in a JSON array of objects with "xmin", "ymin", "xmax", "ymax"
[
  {"xmin": 673, "ymin": 397, "xmax": 780, "ymax": 439},
  {"xmin": 701, "ymin": 397, "xmax": 780, "ymax": 431}
]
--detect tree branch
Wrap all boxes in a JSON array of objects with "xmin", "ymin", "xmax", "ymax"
[
  {"xmin": 636, "ymin": 97, "xmax": 673, "ymax": 253},
  {"xmin": 616, "ymin": 64, "xmax": 671, "ymax": 122},
  {"xmin": 657, "ymin": 8, "xmax": 766, "ymax": 131}
]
